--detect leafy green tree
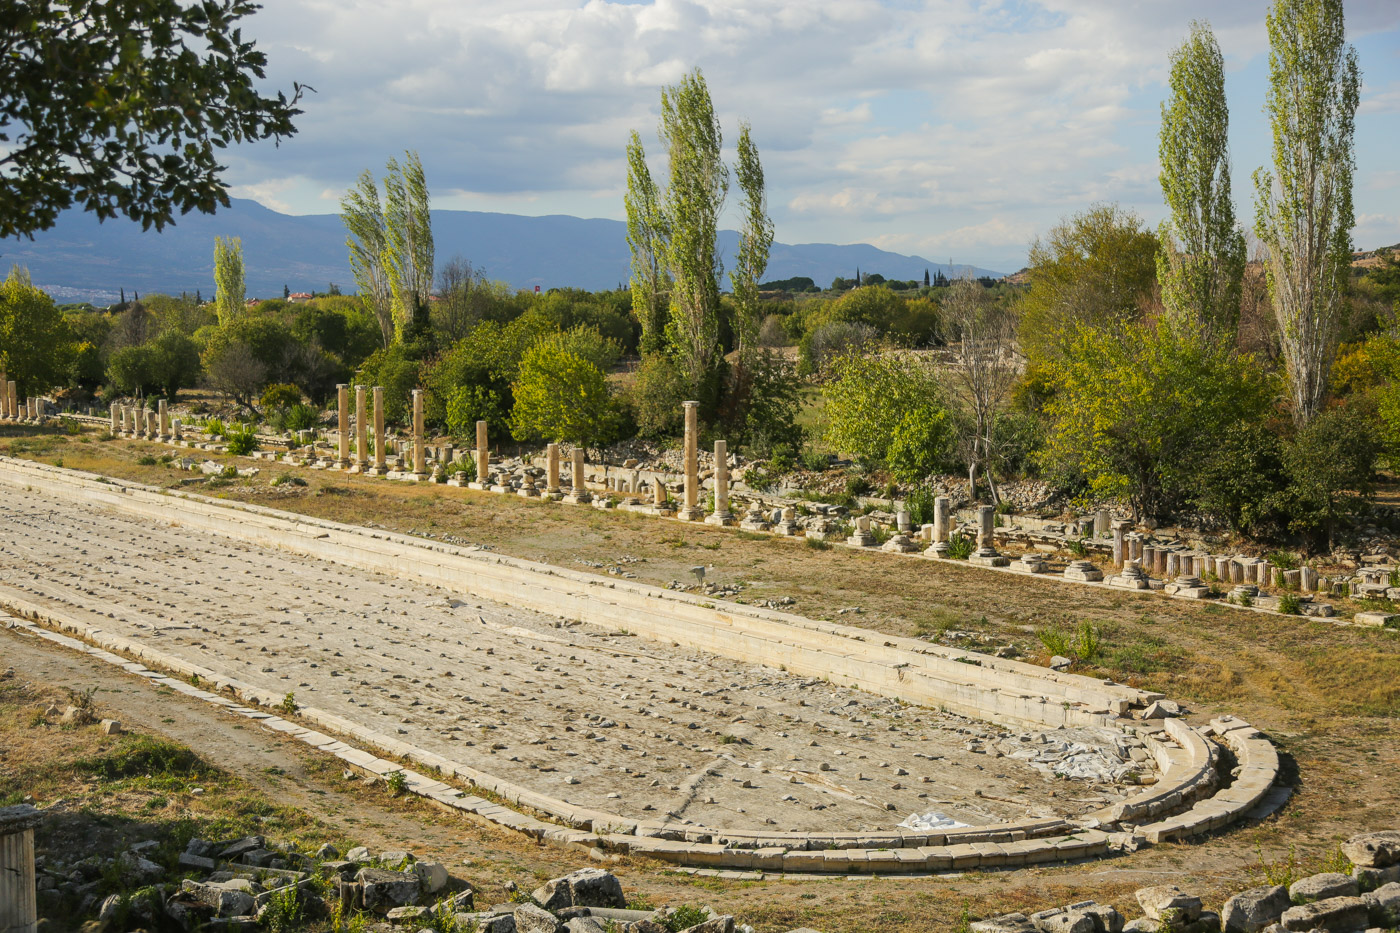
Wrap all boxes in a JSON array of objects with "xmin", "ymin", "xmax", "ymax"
[
  {"xmin": 0, "ymin": 266, "xmax": 76, "ymax": 392},
  {"xmin": 341, "ymin": 169, "xmax": 394, "ymax": 348},
  {"xmin": 730, "ymin": 121, "xmax": 773, "ymax": 364},
  {"xmin": 446, "ymin": 384, "xmax": 508, "ymax": 443},
  {"xmin": 1277, "ymin": 404, "xmax": 1378, "ymax": 550},
  {"xmin": 1041, "ymin": 320, "xmax": 1274, "ymax": 522},
  {"xmin": 107, "ymin": 330, "xmax": 200, "ymax": 398},
  {"xmin": 213, "ymin": 236, "xmax": 245, "ymax": 326},
  {"xmin": 0, "ymin": 0, "xmax": 303, "ymax": 238},
  {"xmin": 1158, "ymin": 21, "xmax": 1246, "ymax": 342},
  {"xmin": 1192, "ymin": 421, "xmax": 1288, "ymax": 536},
  {"xmin": 659, "ymin": 68, "xmax": 728, "ymax": 398},
  {"xmin": 627, "ymin": 354, "xmax": 688, "ymax": 439},
  {"xmin": 1019, "ymin": 204, "xmax": 1159, "ymax": 367},
  {"xmin": 625, "ymin": 131, "xmax": 670, "ymax": 356},
  {"xmin": 382, "ymin": 151, "xmax": 434, "ymax": 343},
  {"xmin": 822, "ymin": 351, "xmax": 955, "ymax": 481},
  {"xmin": 1253, "ymin": 0, "xmax": 1360, "ymax": 425},
  {"xmin": 509, "ymin": 338, "xmax": 618, "ymax": 455},
  {"xmin": 354, "ymin": 343, "xmax": 421, "ymax": 424}
]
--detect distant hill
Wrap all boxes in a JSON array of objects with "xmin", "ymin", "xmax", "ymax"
[{"xmin": 0, "ymin": 198, "xmax": 1005, "ymax": 304}]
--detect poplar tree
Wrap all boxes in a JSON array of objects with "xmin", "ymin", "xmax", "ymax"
[
  {"xmin": 212, "ymin": 236, "xmax": 245, "ymax": 326},
  {"xmin": 731, "ymin": 121, "xmax": 774, "ymax": 365},
  {"xmin": 1158, "ymin": 21, "xmax": 1245, "ymax": 343},
  {"xmin": 382, "ymin": 151, "xmax": 435, "ymax": 343},
  {"xmin": 341, "ymin": 169, "xmax": 393, "ymax": 347},
  {"xmin": 659, "ymin": 68, "xmax": 728, "ymax": 395},
  {"xmin": 1254, "ymin": 0, "xmax": 1360, "ymax": 425},
  {"xmin": 625, "ymin": 131, "xmax": 670, "ymax": 356}
]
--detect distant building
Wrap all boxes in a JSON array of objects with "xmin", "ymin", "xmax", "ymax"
[{"xmin": 288, "ymin": 292, "xmax": 313, "ymax": 303}]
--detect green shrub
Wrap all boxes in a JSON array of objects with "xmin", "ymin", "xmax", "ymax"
[
  {"xmin": 136, "ymin": 455, "xmax": 158, "ymax": 466},
  {"xmin": 664, "ymin": 906, "xmax": 711, "ymax": 933},
  {"xmin": 73, "ymin": 736, "xmax": 210, "ymax": 781},
  {"xmin": 1277, "ymin": 592, "xmax": 1302, "ymax": 615},
  {"xmin": 907, "ymin": 486, "xmax": 937, "ymax": 527},
  {"xmin": 845, "ymin": 475, "xmax": 871, "ymax": 497},
  {"xmin": 1066, "ymin": 537, "xmax": 1089, "ymax": 558},
  {"xmin": 799, "ymin": 448, "xmax": 830, "ymax": 472},
  {"xmin": 945, "ymin": 531, "xmax": 974, "ymax": 560},
  {"xmin": 260, "ymin": 383, "xmax": 303, "ymax": 410},
  {"xmin": 1074, "ymin": 620, "xmax": 1102, "ymax": 660},
  {"xmin": 271, "ymin": 473, "xmax": 307, "ymax": 488},
  {"xmin": 1037, "ymin": 626, "xmax": 1073, "ymax": 657},
  {"xmin": 283, "ymin": 403, "xmax": 321, "ymax": 432},
  {"xmin": 225, "ymin": 425, "xmax": 259, "ymax": 455},
  {"xmin": 202, "ymin": 417, "xmax": 227, "ymax": 437}
]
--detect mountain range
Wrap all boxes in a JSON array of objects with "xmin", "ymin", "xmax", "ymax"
[{"xmin": 1, "ymin": 198, "xmax": 1005, "ymax": 304}]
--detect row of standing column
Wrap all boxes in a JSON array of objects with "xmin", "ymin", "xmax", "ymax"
[{"xmin": 0, "ymin": 373, "xmax": 27, "ymax": 420}]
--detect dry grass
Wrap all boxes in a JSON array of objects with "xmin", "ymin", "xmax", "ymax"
[{"xmin": 4, "ymin": 423, "xmax": 1400, "ymax": 932}]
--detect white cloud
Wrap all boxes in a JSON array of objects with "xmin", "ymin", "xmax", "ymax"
[{"xmin": 226, "ymin": 0, "xmax": 1400, "ymax": 271}]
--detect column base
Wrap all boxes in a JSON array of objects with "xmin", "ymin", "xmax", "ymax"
[
  {"xmin": 561, "ymin": 493, "xmax": 592, "ymax": 504},
  {"xmin": 467, "ymin": 481, "xmax": 490, "ymax": 490},
  {"xmin": 676, "ymin": 507, "xmax": 706, "ymax": 522},
  {"xmin": 541, "ymin": 490, "xmax": 563, "ymax": 501},
  {"xmin": 517, "ymin": 487, "xmax": 540, "ymax": 497},
  {"xmin": 969, "ymin": 549, "xmax": 1009, "ymax": 567},
  {"xmin": 704, "ymin": 512, "xmax": 734, "ymax": 526}
]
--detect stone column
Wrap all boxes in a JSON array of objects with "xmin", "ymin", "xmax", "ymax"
[
  {"xmin": 475, "ymin": 421, "xmax": 489, "ymax": 488},
  {"xmin": 411, "ymin": 389, "xmax": 427, "ymax": 478},
  {"xmin": 0, "ymin": 372, "xmax": 6, "ymax": 418},
  {"xmin": 706, "ymin": 439, "xmax": 733, "ymax": 525},
  {"xmin": 1094, "ymin": 508, "xmax": 1110, "ymax": 538},
  {"xmin": 564, "ymin": 448, "xmax": 591, "ymax": 503},
  {"xmin": 678, "ymin": 401, "xmax": 704, "ymax": 520},
  {"xmin": 369, "ymin": 386, "xmax": 386, "ymax": 475},
  {"xmin": 932, "ymin": 496, "xmax": 951, "ymax": 542},
  {"xmin": 158, "ymin": 399, "xmax": 170, "ymax": 441},
  {"xmin": 142, "ymin": 408, "xmax": 154, "ymax": 439},
  {"xmin": 172, "ymin": 418, "xmax": 182, "ymax": 442},
  {"xmin": 897, "ymin": 510, "xmax": 912, "ymax": 533},
  {"xmin": 1111, "ymin": 520, "xmax": 1129, "ymax": 567},
  {"xmin": 0, "ymin": 804, "xmax": 41, "ymax": 933},
  {"xmin": 109, "ymin": 402, "xmax": 119, "ymax": 434},
  {"xmin": 335, "ymin": 384, "xmax": 351, "ymax": 468},
  {"xmin": 9, "ymin": 383, "xmax": 18, "ymax": 421},
  {"xmin": 353, "ymin": 385, "xmax": 369, "ymax": 471},
  {"xmin": 970, "ymin": 505, "xmax": 1008, "ymax": 565},
  {"xmin": 545, "ymin": 443, "xmax": 561, "ymax": 497},
  {"xmin": 653, "ymin": 477, "xmax": 669, "ymax": 510}
]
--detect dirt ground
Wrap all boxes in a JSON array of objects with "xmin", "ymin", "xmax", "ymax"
[{"xmin": 3, "ymin": 424, "xmax": 1399, "ymax": 932}]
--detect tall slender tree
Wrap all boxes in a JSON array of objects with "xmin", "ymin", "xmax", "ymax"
[
  {"xmin": 659, "ymin": 68, "xmax": 728, "ymax": 396},
  {"xmin": 382, "ymin": 150, "xmax": 434, "ymax": 343},
  {"xmin": 625, "ymin": 131, "xmax": 670, "ymax": 356},
  {"xmin": 1158, "ymin": 21, "xmax": 1246, "ymax": 343},
  {"xmin": 730, "ymin": 121, "xmax": 773, "ymax": 365},
  {"xmin": 1253, "ymin": 0, "xmax": 1360, "ymax": 425},
  {"xmin": 341, "ymin": 169, "xmax": 393, "ymax": 347},
  {"xmin": 212, "ymin": 235, "xmax": 245, "ymax": 326}
]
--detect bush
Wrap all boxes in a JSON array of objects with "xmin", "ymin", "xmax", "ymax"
[
  {"xmin": 822, "ymin": 351, "xmax": 955, "ymax": 479},
  {"xmin": 282, "ymin": 403, "xmax": 320, "ymax": 432},
  {"xmin": 259, "ymin": 383, "xmax": 302, "ymax": 410},
  {"xmin": 945, "ymin": 531, "xmax": 974, "ymax": 560},
  {"xmin": 1277, "ymin": 592, "xmax": 1302, "ymax": 615},
  {"xmin": 907, "ymin": 486, "xmax": 937, "ymax": 526},
  {"xmin": 203, "ymin": 417, "xmax": 227, "ymax": 437},
  {"xmin": 1277, "ymin": 404, "xmax": 1380, "ymax": 552},
  {"xmin": 729, "ymin": 351, "xmax": 804, "ymax": 458},
  {"xmin": 799, "ymin": 449, "xmax": 830, "ymax": 472},
  {"xmin": 225, "ymin": 425, "xmax": 259, "ymax": 455}
]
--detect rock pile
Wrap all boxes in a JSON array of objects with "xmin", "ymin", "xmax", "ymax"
[{"xmin": 973, "ymin": 830, "xmax": 1400, "ymax": 933}]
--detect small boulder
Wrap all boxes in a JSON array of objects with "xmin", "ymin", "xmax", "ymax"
[
  {"xmin": 1279, "ymin": 896, "xmax": 1369, "ymax": 933},
  {"xmin": 1290, "ymin": 873, "xmax": 1358, "ymax": 904},
  {"xmin": 1342, "ymin": 831, "xmax": 1400, "ymax": 870},
  {"xmin": 973, "ymin": 914, "xmax": 1038, "ymax": 933},
  {"xmin": 181, "ymin": 878, "xmax": 256, "ymax": 917},
  {"xmin": 1030, "ymin": 905, "xmax": 1096, "ymax": 933},
  {"xmin": 100, "ymin": 719, "xmax": 122, "ymax": 735},
  {"xmin": 532, "ymin": 868, "xmax": 626, "ymax": 912},
  {"xmin": 218, "ymin": 835, "xmax": 266, "ymax": 859},
  {"xmin": 566, "ymin": 919, "xmax": 609, "ymax": 933},
  {"xmin": 177, "ymin": 852, "xmax": 217, "ymax": 872},
  {"xmin": 1353, "ymin": 864, "xmax": 1400, "ymax": 890},
  {"xmin": 414, "ymin": 859, "xmax": 450, "ymax": 894},
  {"xmin": 386, "ymin": 904, "xmax": 431, "ymax": 924},
  {"xmin": 1222, "ymin": 885, "xmax": 1290, "ymax": 933},
  {"xmin": 515, "ymin": 902, "xmax": 562, "ymax": 933},
  {"xmin": 59, "ymin": 705, "xmax": 95, "ymax": 726},
  {"xmin": 1363, "ymin": 882, "xmax": 1400, "ymax": 927},
  {"xmin": 346, "ymin": 845, "xmax": 372, "ymax": 862},
  {"xmin": 358, "ymin": 867, "xmax": 420, "ymax": 910},
  {"xmin": 1137, "ymin": 886, "xmax": 1203, "ymax": 924},
  {"xmin": 678, "ymin": 918, "xmax": 735, "ymax": 933}
]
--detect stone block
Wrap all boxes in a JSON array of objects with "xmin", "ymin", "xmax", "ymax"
[
  {"xmin": 1223, "ymin": 886, "xmax": 1289, "ymax": 933},
  {"xmin": 973, "ymin": 913, "xmax": 1038, "ymax": 933},
  {"xmin": 1343, "ymin": 831, "xmax": 1400, "ymax": 869},
  {"xmin": 1278, "ymin": 896, "xmax": 1369, "ymax": 932},
  {"xmin": 1290, "ymin": 873, "xmax": 1358, "ymax": 904},
  {"xmin": 1354, "ymin": 864, "xmax": 1400, "ymax": 890},
  {"xmin": 358, "ymin": 867, "xmax": 420, "ymax": 910},
  {"xmin": 414, "ymin": 859, "xmax": 450, "ymax": 894},
  {"xmin": 516, "ymin": 903, "xmax": 563, "ymax": 933},
  {"xmin": 180, "ymin": 878, "xmax": 256, "ymax": 917},
  {"xmin": 1137, "ymin": 886, "xmax": 1202, "ymax": 923},
  {"xmin": 1364, "ymin": 882, "xmax": 1400, "ymax": 927},
  {"xmin": 532, "ymin": 868, "xmax": 625, "ymax": 912}
]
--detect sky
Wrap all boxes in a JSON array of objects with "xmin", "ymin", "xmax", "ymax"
[{"xmin": 224, "ymin": 0, "xmax": 1400, "ymax": 275}]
